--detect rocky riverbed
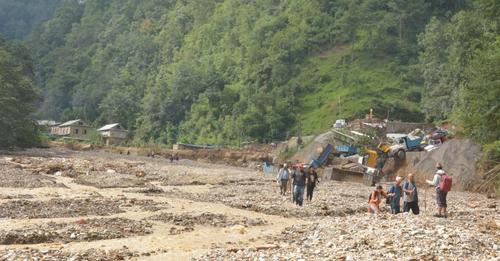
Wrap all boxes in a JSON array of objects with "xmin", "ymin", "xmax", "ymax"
[{"xmin": 0, "ymin": 148, "xmax": 497, "ymax": 260}]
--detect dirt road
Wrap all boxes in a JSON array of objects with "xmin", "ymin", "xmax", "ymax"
[{"xmin": 0, "ymin": 148, "xmax": 498, "ymax": 260}]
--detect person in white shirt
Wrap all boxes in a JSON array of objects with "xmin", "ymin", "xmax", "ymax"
[
  {"xmin": 276, "ymin": 164, "xmax": 290, "ymax": 195},
  {"xmin": 426, "ymin": 163, "xmax": 447, "ymax": 217}
]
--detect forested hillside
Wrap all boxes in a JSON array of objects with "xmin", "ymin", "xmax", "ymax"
[
  {"xmin": 25, "ymin": 0, "xmax": 499, "ymax": 146},
  {"xmin": 0, "ymin": 36, "xmax": 39, "ymax": 148},
  {"xmin": 0, "ymin": 0, "xmax": 62, "ymax": 39}
]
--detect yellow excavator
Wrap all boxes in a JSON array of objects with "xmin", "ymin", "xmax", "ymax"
[{"xmin": 363, "ymin": 142, "xmax": 405, "ymax": 186}]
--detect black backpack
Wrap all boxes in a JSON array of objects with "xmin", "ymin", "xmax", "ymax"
[{"xmin": 386, "ymin": 194, "xmax": 393, "ymax": 205}]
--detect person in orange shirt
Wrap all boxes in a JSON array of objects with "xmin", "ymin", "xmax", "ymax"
[{"xmin": 368, "ymin": 185, "xmax": 387, "ymax": 214}]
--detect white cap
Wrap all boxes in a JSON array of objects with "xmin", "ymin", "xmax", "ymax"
[
  {"xmin": 395, "ymin": 176, "xmax": 402, "ymax": 182},
  {"xmin": 437, "ymin": 170, "xmax": 445, "ymax": 175}
]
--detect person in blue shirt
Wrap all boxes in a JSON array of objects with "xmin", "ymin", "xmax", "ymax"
[
  {"xmin": 387, "ymin": 176, "xmax": 403, "ymax": 214},
  {"xmin": 403, "ymin": 173, "xmax": 420, "ymax": 214}
]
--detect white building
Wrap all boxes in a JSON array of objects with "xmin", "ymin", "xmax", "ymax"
[{"xmin": 98, "ymin": 123, "xmax": 128, "ymax": 145}]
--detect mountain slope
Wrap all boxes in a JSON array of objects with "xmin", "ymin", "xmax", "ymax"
[
  {"xmin": 294, "ymin": 46, "xmax": 423, "ymax": 135},
  {"xmin": 26, "ymin": 0, "xmax": 483, "ymax": 145},
  {"xmin": 0, "ymin": 0, "xmax": 62, "ymax": 40}
]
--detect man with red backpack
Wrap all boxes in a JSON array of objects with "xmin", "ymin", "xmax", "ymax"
[{"xmin": 426, "ymin": 163, "xmax": 452, "ymax": 218}]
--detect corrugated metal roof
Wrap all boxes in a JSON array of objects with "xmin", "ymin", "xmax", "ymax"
[
  {"xmin": 37, "ymin": 120, "xmax": 60, "ymax": 126},
  {"xmin": 59, "ymin": 119, "xmax": 86, "ymax": 127},
  {"xmin": 98, "ymin": 123, "xmax": 123, "ymax": 131}
]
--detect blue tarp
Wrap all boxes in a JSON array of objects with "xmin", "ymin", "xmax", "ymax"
[
  {"xmin": 336, "ymin": 145, "xmax": 358, "ymax": 155},
  {"xmin": 310, "ymin": 144, "xmax": 334, "ymax": 168},
  {"xmin": 262, "ymin": 162, "xmax": 276, "ymax": 174}
]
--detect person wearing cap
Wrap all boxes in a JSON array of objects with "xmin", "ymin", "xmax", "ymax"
[
  {"xmin": 305, "ymin": 167, "xmax": 319, "ymax": 202},
  {"xmin": 426, "ymin": 166, "xmax": 447, "ymax": 217},
  {"xmin": 402, "ymin": 173, "xmax": 419, "ymax": 214},
  {"xmin": 292, "ymin": 165, "xmax": 307, "ymax": 206},
  {"xmin": 387, "ymin": 176, "xmax": 403, "ymax": 214}
]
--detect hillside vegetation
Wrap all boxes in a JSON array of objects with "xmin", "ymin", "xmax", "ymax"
[
  {"xmin": 0, "ymin": 0, "xmax": 62, "ymax": 40},
  {"xmin": 0, "ymin": 36, "xmax": 39, "ymax": 148},
  {"xmin": 0, "ymin": 0, "xmax": 496, "ymax": 149}
]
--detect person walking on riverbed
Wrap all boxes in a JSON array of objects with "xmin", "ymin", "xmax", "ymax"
[
  {"xmin": 292, "ymin": 165, "xmax": 307, "ymax": 206},
  {"xmin": 276, "ymin": 164, "xmax": 290, "ymax": 195},
  {"xmin": 403, "ymin": 173, "xmax": 419, "ymax": 215},
  {"xmin": 306, "ymin": 167, "xmax": 319, "ymax": 202},
  {"xmin": 387, "ymin": 176, "xmax": 403, "ymax": 214},
  {"xmin": 426, "ymin": 163, "xmax": 452, "ymax": 218}
]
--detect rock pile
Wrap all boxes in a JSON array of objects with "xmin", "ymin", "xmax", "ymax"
[
  {"xmin": 0, "ymin": 196, "xmax": 170, "ymax": 219},
  {"xmin": 0, "ymin": 247, "xmax": 139, "ymax": 261},
  {"xmin": 75, "ymin": 172, "xmax": 147, "ymax": 188},
  {"xmin": 0, "ymin": 198, "xmax": 124, "ymax": 218},
  {"xmin": 3, "ymin": 156, "xmax": 147, "ymax": 180},
  {"xmin": 158, "ymin": 169, "xmax": 265, "ymax": 186},
  {"xmin": 150, "ymin": 212, "xmax": 267, "ymax": 234},
  {"xmin": 0, "ymin": 218, "xmax": 152, "ymax": 244},
  {"xmin": 0, "ymin": 165, "xmax": 65, "ymax": 188},
  {"xmin": 197, "ymin": 210, "xmax": 499, "ymax": 260}
]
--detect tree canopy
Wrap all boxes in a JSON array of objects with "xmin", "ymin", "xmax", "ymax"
[
  {"xmin": 0, "ymin": 0, "xmax": 493, "ymax": 146},
  {"xmin": 0, "ymin": 0, "xmax": 62, "ymax": 40},
  {"xmin": 0, "ymin": 35, "xmax": 39, "ymax": 148}
]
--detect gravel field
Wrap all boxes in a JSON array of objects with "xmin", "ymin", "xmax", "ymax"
[{"xmin": 0, "ymin": 148, "xmax": 497, "ymax": 260}]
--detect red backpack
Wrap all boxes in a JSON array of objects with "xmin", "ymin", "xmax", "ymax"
[{"xmin": 439, "ymin": 174, "xmax": 452, "ymax": 192}]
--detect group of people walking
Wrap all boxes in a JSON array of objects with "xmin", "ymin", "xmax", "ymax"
[
  {"xmin": 368, "ymin": 163, "xmax": 452, "ymax": 217},
  {"xmin": 276, "ymin": 161, "xmax": 452, "ymax": 216},
  {"xmin": 276, "ymin": 164, "xmax": 319, "ymax": 206}
]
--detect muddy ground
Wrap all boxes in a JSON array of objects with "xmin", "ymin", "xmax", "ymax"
[{"xmin": 0, "ymin": 148, "xmax": 498, "ymax": 260}]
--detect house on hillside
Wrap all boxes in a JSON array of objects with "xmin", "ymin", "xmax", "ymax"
[
  {"xmin": 98, "ymin": 123, "xmax": 128, "ymax": 145},
  {"xmin": 36, "ymin": 120, "xmax": 60, "ymax": 134},
  {"xmin": 55, "ymin": 119, "xmax": 91, "ymax": 140}
]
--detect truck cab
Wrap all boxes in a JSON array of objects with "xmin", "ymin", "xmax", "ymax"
[{"xmin": 333, "ymin": 119, "xmax": 347, "ymax": 128}]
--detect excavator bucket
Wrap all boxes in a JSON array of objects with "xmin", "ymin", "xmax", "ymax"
[
  {"xmin": 365, "ymin": 149, "xmax": 378, "ymax": 168},
  {"xmin": 377, "ymin": 143, "xmax": 391, "ymax": 153}
]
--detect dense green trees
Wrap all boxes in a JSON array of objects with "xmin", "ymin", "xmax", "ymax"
[
  {"xmin": 419, "ymin": 0, "xmax": 499, "ymax": 144},
  {"xmin": 0, "ymin": 0, "xmax": 62, "ymax": 39},
  {"xmin": 0, "ymin": 36, "xmax": 39, "ymax": 148},
  {"xmin": 6, "ymin": 0, "xmax": 493, "ymax": 147}
]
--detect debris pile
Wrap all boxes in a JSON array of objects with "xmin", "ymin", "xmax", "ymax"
[
  {"xmin": 150, "ymin": 212, "xmax": 267, "ymax": 233},
  {"xmin": 0, "ymin": 197, "xmax": 168, "ymax": 218},
  {"xmin": 196, "ymin": 201, "xmax": 499, "ymax": 261},
  {"xmin": 157, "ymin": 168, "xmax": 263, "ymax": 186},
  {"xmin": 0, "ymin": 218, "xmax": 152, "ymax": 244},
  {"xmin": 0, "ymin": 198, "xmax": 124, "ymax": 218},
  {"xmin": 2, "ymin": 156, "xmax": 147, "ymax": 179},
  {"xmin": 75, "ymin": 172, "xmax": 147, "ymax": 188},
  {"xmin": 0, "ymin": 163, "xmax": 66, "ymax": 188},
  {"xmin": 0, "ymin": 247, "xmax": 139, "ymax": 261}
]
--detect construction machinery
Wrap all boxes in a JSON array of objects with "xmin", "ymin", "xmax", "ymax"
[
  {"xmin": 326, "ymin": 128, "xmax": 414, "ymax": 186},
  {"xmin": 377, "ymin": 135, "xmax": 424, "ymax": 161},
  {"xmin": 309, "ymin": 144, "xmax": 334, "ymax": 168}
]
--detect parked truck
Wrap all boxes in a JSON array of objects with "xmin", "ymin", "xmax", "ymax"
[{"xmin": 378, "ymin": 136, "xmax": 424, "ymax": 161}]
